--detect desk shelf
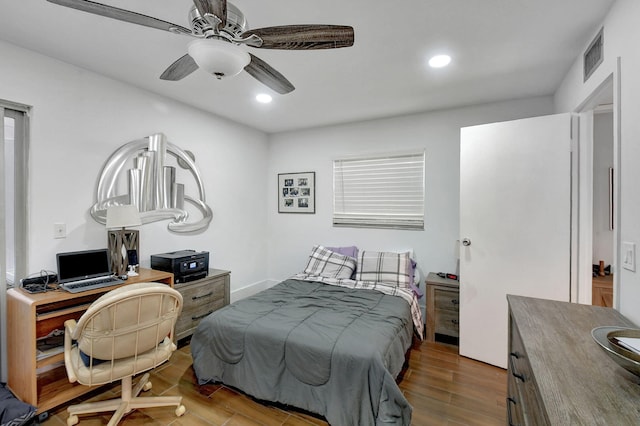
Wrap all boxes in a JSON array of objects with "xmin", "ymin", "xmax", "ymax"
[{"xmin": 7, "ymin": 268, "xmax": 173, "ymax": 414}]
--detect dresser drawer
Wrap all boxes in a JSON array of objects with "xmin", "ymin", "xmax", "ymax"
[
  {"xmin": 434, "ymin": 289, "xmax": 459, "ymax": 312},
  {"xmin": 508, "ymin": 319, "xmax": 548, "ymax": 425},
  {"xmin": 507, "ymin": 373, "xmax": 524, "ymax": 426}
]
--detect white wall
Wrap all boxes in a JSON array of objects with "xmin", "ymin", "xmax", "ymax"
[
  {"xmin": 554, "ymin": 0, "xmax": 640, "ymax": 325},
  {"xmin": 266, "ymin": 97, "xmax": 554, "ymax": 281},
  {"xmin": 0, "ymin": 40, "xmax": 269, "ymax": 291}
]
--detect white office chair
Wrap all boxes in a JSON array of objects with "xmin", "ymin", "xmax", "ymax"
[{"xmin": 63, "ymin": 282, "xmax": 185, "ymax": 426}]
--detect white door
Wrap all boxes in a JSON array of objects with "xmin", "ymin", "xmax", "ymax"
[{"xmin": 459, "ymin": 113, "xmax": 573, "ymax": 368}]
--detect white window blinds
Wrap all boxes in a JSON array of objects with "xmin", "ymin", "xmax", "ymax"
[{"xmin": 333, "ymin": 151, "xmax": 425, "ymax": 230}]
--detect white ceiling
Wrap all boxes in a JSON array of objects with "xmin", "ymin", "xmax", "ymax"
[{"xmin": 0, "ymin": 0, "xmax": 615, "ymax": 133}]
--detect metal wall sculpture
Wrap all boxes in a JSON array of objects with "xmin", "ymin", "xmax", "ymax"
[{"xmin": 90, "ymin": 133, "xmax": 212, "ymax": 233}]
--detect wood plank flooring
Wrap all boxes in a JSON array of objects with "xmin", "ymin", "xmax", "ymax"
[{"xmin": 40, "ymin": 339, "xmax": 506, "ymax": 425}]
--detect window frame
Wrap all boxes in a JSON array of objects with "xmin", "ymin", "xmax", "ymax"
[{"xmin": 1, "ymin": 99, "xmax": 30, "ymax": 384}]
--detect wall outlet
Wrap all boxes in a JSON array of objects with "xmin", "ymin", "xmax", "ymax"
[
  {"xmin": 53, "ymin": 223, "xmax": 66, "ymax": 239},
  {"xmin": 622, "ymin": 242, "xmax": 635, "ymax": 272}
]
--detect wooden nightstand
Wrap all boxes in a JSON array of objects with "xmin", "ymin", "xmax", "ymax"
[
  {"xmin": 425, "ymin": 272, "xmax": 460, "ymax": 345},
  {"xmin": 173, "ymin": 269, "xmax": 230, "ymax": 340}
]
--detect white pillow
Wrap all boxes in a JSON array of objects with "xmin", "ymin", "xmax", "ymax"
[{"xmin": 303, "ymin": 245, "xmax": 357, "ymax": 279}]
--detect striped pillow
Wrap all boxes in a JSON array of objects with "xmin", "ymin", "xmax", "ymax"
[
  {"xmin": 355, "ymin": 250, "xmax": 412, "ymax": 288},
  {"xmin": 303, "ymin": 245, "xmax": 357, "ymax": 279}
]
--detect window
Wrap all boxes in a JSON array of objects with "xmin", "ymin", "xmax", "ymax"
[
  {"xmin": 2, "ymin": 102, "xmax": 28, "ymax": 285},
  {"xmin": 1, "ymin": 100, "xmax": 29, "ymax": 383},
  {"xmin": 333, "ymin": 151, "xmax": 425, "ymax": 230}
]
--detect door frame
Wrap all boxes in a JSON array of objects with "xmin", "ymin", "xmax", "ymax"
[{"xmin": 573, "ymin": 59, "xmax": 621, "ymax": 307}]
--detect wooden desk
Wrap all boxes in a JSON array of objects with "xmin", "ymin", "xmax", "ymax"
[{"xmin": 6, "ymin": 268, "xmax": 173, "ymax": 414}]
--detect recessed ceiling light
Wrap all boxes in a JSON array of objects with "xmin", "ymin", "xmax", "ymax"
[
  {"xmin": 428, "ymin": 54, "xmax": 451, "ymax": 68},
  {"xmin": 256, "ymin": 93, "xmax": 273, "ymax": 104}
]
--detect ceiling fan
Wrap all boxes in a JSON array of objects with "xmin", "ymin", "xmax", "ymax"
[{"xmin": 45, "ymin": 0, "xmax": 355, "ymax": 94}]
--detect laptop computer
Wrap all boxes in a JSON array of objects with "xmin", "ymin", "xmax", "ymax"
[{"xmin": 57, "ymin": 248, "xmax": 124, "ymax": 293}]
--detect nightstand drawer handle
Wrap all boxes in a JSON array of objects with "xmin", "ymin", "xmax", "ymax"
[
  {"xmin": 450, "ymin": 299, "xmax": 459, "ymax": 305},
  {"xmin": 509, "ymin": 352, "xmax": 525, "ymax": 382},
  {"xmin": 451, "ymin": 319, "xmax": 459, "ymax": 325},
  {"xmin": 192, "ymin": 291, "xmax": 214, "ymax": 300},
  {"xmin": 192, "ymin": 310, "xmax": 215, "ymax": 321}
]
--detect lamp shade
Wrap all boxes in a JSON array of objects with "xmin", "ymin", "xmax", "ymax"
[
  {"xmin": 106, "ymin": 205, "xmax": 141, "ymax": 229},
  {"xmin": 188, "ymin": 39, "xmax": 250, "ymax": 78}
]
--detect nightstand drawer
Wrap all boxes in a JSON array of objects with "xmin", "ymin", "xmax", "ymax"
[
  {"xmin": 176, "ymin": 297, "xmax": 226, "ymax": 337},
  {"xmin": 435, "ymin": 308, "xmax": 459, "ymax": 336},
  {"xmin": 435, "ymin": 289, "xmax": 459, "ymax": 312},
  {"xmin": 173, "ymin": 269, "xmax": 230, "ymax": 340},
  {"xmin": 180, "ymin": 277, "xmax": 226, "ymax": 311}
]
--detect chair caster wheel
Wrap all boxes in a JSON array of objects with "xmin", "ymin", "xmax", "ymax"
[
  {"xmin": 143, "ymin": 381, "xmax": 152, "ymax": 392},
  {"xmin": 67, "ymin": 414, "xmax": 79, "ymax": 426},
  {"xmin": 175, "ymin": 405, "xmax": 186, "ymax": 417}
]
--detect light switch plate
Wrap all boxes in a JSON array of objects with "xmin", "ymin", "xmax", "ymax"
[
  {"xmin": 53, "ymin": 223, "xmax": 66, "ymax": 239},
  {"xmin": 622, "ymin": 242, "xmax": 636, "ymax": 272}
]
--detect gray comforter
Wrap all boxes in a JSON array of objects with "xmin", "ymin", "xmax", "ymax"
[{"xmin": 191, "ymin": 278, "xmax": 414, "ymax": 425}]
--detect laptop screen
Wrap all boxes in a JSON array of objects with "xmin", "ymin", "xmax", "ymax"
[{"xmin": 56, "ymin": 249, "xmax": 113, "ymax": 284}]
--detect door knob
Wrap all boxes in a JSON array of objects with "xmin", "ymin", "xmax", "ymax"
[{"xmin": 462, "ymin": 238, "xmax": 471, "ymax": 246}]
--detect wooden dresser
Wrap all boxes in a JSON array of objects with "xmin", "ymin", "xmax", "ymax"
[
  {"xmin": 6, "ymin": 268, "xmax": 173, "ymax": 414},
  {"xmin": 507, "ymin": 295, "xmax": 640, "ymax": 424},
  {"xmin": 425, "ymin": 272, "xmax": 459, "ymax": 344},
  {"xmin": 173, "ymin": 269, "xmax": 230, "ymax": 340}
]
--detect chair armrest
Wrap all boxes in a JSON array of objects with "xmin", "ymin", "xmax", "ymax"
[{"xmin": 64, "ymin": 319, "xmax": 78, "ymax": 383}]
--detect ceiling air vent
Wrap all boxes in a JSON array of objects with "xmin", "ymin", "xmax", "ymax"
[{"xmin": 584, "ymin": 28, "xmax": 603, "ymax": 82}]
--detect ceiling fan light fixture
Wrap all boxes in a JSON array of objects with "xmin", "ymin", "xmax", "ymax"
[{"xmin": 188, "ymin": 39, "xmax": 250, "ymax": 78}]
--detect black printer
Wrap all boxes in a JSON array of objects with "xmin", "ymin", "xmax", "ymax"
[{"xmin": 150, "ymin": 250, "xmax": 209, "ymax": 283}]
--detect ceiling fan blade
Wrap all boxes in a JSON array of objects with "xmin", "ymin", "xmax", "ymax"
[
  {"xmin": 45, "ymin": 0, "xmax": 191, "ymax": 34},
  {"xmin": 192, "ymin": 0, "xmax": 227, "ymax": 29},
  {"xmin": 160, "ymin": 54, "xmax": 199, "ymax": 81},
  {"xmin": 241, "ymin": 25, "xmax": 354, "ymax": 50},
  {"xmin": 244, "ymin": 54, "xmax": 295, "ymax": 94}
]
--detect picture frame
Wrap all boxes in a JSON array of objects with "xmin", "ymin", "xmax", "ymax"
[{"xmin": 278, "ymin": 171, "xmax": 315, "ymax": 213}]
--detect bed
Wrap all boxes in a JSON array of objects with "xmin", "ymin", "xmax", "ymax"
[{"xmin": 191, "ymin": 246, "xmax": 423, "ymax": 425}]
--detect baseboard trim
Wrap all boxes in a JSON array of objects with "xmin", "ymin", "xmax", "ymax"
[{"xmin": 231, "ymin": 279, "xmax": 279, "ymax": 302}]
